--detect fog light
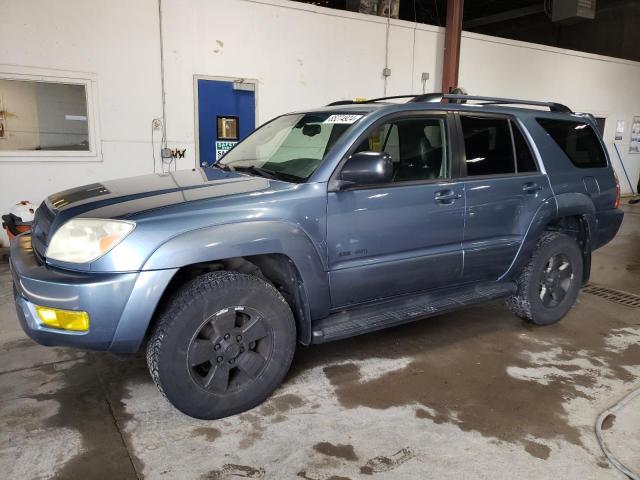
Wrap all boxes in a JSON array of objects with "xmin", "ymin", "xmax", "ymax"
[{"xmin": 35, "ymin": 306, "xmax": 90, "ymax": 331}]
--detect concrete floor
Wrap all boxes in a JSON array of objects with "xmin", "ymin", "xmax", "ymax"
[{"xmin": 1, "ymin": 204, "xmax": 639, "ymax": 480}]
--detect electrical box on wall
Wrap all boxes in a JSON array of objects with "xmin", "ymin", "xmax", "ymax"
[
  {"xmin": 552, "ymin": 0, "xmax": 596, "ymax": 24},
  {"xmin": 232, "ymin": 81, "xmax": 255, "ymax": 92}
]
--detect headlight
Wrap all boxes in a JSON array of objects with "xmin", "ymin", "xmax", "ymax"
[{"xmin": 46, "ymin": 219, "xmax": 135, "ymax": 263}]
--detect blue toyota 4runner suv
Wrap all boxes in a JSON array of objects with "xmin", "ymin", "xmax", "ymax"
[{"xmin": 10, "ymin": 94, "xmax": 623, "ymax": 419}]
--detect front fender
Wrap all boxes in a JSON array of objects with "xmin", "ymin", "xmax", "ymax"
[{"xmin": 142, "ymin": 221, "xmax": 330, "ymax": 321}]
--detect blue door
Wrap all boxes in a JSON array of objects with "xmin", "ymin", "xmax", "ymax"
[{"xmin": 197, "ymin": 79, "xmax": 256, "ymax": 166}]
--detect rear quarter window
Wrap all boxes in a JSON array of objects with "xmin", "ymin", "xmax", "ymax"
[{"xmin": 536, "ymin": 118, "xmax": 607, "ymax": 168}]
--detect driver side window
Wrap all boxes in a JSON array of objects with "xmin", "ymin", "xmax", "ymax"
[{"xmin": 356, "ymin": 117, "xmax": 449, "ymax": 182}]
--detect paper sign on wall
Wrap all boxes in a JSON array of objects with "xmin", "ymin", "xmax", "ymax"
[
  {"xmin": 0, "ymin": 96, "xmax": 6, "ymax": 139},
  {"xmin": 630, "ymin": 117, "xmax": 640, "ymax": 154},
  {"xmin": 216, "ymin": 141, "xmax": 237, "ymax": 160},
  {"xmin": 615, "ymin": 120, "xmax": 625, "ymax": 141}
]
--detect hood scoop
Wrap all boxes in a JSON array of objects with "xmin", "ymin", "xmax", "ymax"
[{"xmin": 49, "ymin": 183, "xmax": 111, "ymax": 211}]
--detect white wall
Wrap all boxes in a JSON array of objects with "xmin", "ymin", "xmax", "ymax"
[
  {"xmin": 0, "ymin": 0, "xmax": 639, "ymax": 246},
  {"xmin": 160, "ymin": 0, "xmax": 444, "ymax": 165}
]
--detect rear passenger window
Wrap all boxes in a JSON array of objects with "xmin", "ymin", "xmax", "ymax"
[
  {"xmin": 511, "ymin": 122, "xmax": 537, "ymax": 173},
  {"xmin": 460, "ymin": 116, "xmax": 515, "ymax": 176},
  {"xmin": 537, "ymin": 118, "xmax": 607, "ymax": 168}
]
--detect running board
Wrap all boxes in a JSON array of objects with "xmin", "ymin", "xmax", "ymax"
[{"xmin": 311, "ymin": 282, "xmax": 516, "ymax": 344}]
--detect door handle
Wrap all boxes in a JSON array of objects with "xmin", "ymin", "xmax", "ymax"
[
  {"xmin": 522, "ymin": 182, "xmax": 542, "ymax": 193},
  {"xmin": 434, "ymin": 190, "xmax": 462, "ymax": 203}
]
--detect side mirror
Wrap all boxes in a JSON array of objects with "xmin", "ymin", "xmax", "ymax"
[{"xmin": 339, "ymin": 151, "xmax": 393, "ymax": 188}]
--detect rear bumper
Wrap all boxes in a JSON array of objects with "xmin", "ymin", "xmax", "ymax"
[
  {"xmin": 10, "ymin": 234, "xmax": 177, "ymax": 353},
  {"xmin": 593, "ymin": 208, "xmax": 624, "ymax": 250}
]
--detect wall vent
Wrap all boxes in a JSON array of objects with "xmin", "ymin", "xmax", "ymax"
[{"xmin": 552, "ymin": 0, "xmax": 596, "ymax": 24}]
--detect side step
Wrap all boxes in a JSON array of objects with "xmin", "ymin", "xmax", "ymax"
[{"xmin": 311, "ymin": 282, "xmax": 516, "ymax": 344}]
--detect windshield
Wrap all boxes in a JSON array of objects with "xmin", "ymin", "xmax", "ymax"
[{"xmin": 217, "ymin": 112, "xmax": 362, "ymax": 182}]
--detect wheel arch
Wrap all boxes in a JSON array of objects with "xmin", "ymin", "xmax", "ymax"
[
  {"xmin": 543, "ymin": 214, "xmax": 592, "ymax": 284},
  {"xmin": 502, "ymin": 194, "xmax": 595, "ymax": 283},
  {"xmin": 140, "ymin": 221, "xmax": 330, "ymax": 346}
]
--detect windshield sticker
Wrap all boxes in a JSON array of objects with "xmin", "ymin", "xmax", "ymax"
[{"xmin": 323, "ymin": 114, "xmax": 363, "ymax": 124}]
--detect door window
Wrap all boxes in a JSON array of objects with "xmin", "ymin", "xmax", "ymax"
[
  {"xmin": 217, "ymin": 116, "xmax": 239, "ymax": 140},
  {"xmin": 355, "ymin": 117, "xmax": 449, "ymax": 182},
  {"xmin": 460, "ymin": 116, "xmax": 515, "ymax": 176}
]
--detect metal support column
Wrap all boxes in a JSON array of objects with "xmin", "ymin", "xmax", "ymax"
[{"xmin": 441, "ymin": 0, "xmax": 464, "ymax": 93}]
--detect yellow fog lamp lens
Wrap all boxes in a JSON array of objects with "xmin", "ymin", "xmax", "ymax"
[{"xmin": 35, "ymin": 306, "xmax": 90, "ymax": 331}]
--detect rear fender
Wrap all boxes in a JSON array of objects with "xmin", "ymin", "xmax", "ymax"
[{"xmin": 501, "ymin": 193, "xmax": 595, "ymax": 281}]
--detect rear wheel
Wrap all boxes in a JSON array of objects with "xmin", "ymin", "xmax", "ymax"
[
  {"xmin": 507, "ymin": 232, "xmax": 583, "ymax": 326},
  {"xmin": 147, "ymin": 271, "xmax": 296, "ymax": 419}
]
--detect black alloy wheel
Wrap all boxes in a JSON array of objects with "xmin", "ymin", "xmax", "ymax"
[
  {"xmin": 538, "ymin": 253, "xmax": 574, "ymax": 308},
  {"xmin": 187, "ymin": 306, "xmax": 272, "ymax": 394}
]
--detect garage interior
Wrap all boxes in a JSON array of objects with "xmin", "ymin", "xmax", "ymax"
[{"xmin": 1, "ymin": 0, "xmax": 640, "ymax": 479}]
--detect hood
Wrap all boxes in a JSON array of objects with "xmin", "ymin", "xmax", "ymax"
[
  {"xmin": 31, "ymin": 167, "xmax": 281, "ymax": 257},
  {"xmin": 48, "ymin": 167, "xmax": 275, "ymax": 216}
]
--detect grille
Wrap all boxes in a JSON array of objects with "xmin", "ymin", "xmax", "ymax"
[{"xmin": 582, "ymin": 284, "xmax": 640, "ymax": 308}]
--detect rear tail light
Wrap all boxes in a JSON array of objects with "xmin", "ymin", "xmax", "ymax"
[{"xmin": 613, "ymin": 170, "xmax": 621, "ymax": 208}]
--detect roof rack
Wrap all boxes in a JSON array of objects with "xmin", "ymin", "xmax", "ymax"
[
  {"xmin": 326, "ymin": 93, "xmax": 572, "ymax": 113},
  {"xmin": 326, "ymin": 95, "xmax": 421, "ymax": 106},
  {"xmin": 435, "ymin": 94, "xmax": 572, "ymax": 113},
  {"xmin": 326, "ymin": 94, "xmax": 439, "ymax": 106}
]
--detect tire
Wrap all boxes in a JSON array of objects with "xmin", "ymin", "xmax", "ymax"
[
  {"xmin": 146, "ymin": 271, "xmax": 296, "ymax": 419},
  {"xmin": 507, "ymin": 232, "xmax": 583, "ymax": 326}
]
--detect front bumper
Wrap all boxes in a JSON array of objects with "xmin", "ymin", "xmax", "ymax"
[{"xmin": 10, "ymin": 234, "xmax": 177, "ymax": 352}]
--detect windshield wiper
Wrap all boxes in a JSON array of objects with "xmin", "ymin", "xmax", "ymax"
[
  {"xmin": 230, "ymin": 165, "xmax": 304, "ymax": 183},
  {"xmin": 234, "ymin": 165, "xmax": 279, "ymax": 179},
  {"xmin": 215, "ymin": 163, "xmax": 235, "ymax": 172}
]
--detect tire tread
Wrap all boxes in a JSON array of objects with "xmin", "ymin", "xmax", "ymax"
[
  {"xmin": 507, "ymin": 231, "xmax": 572, "ymax": 324},
  {"xmin": 146, "ymin": 270, "xmax": 292, "ymax": 404}
]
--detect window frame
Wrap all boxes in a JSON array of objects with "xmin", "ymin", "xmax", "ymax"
[
  {"xmin": 329, "ymin": 110, "xmax": 457, "ymax": 191},
  {"xmin": 455, "ymin": 112, "xmax": 541, "ymax": 179},
  {"xmin": 0, "ymin": 66, "xmax": 100, "ymax": 161},
  {"xmin": 510, "ymin": 119, "xmax": 539, "ymax": 174}
]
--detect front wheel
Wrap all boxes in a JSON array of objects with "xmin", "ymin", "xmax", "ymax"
[
  {"xmin": 147, "ymin": 271, "xmax": 296, "ymax": 419},
  {"xmin": 507, "ymin": 232, "xmax": 583, "ymax": 326}
]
